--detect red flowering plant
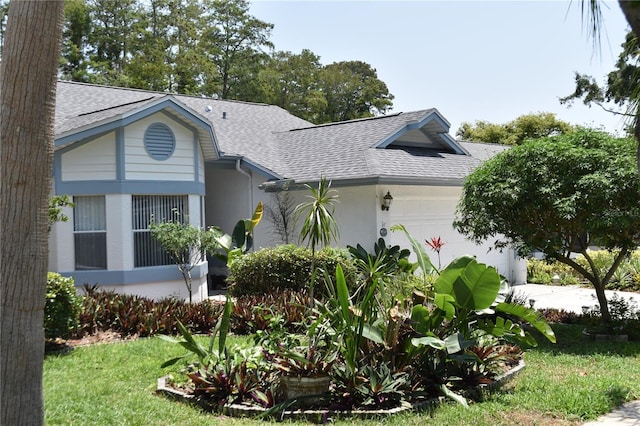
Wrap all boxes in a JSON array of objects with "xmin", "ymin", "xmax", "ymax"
[{"xmin": 425, "ymin": 236, "xmax": 446, "ymax": 269}]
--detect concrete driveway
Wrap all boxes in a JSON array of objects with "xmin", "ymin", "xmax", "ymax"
[{"xmin": 510, "ymin": 283, "xmax": 639, "ymax": 314}]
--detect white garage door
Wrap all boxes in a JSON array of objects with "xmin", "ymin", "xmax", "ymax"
[{"xmin": 388, "ymin": 193, "xmax": 511, "ymax": 280}]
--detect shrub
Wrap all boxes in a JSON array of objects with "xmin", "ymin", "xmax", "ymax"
[
  {"xmin": 45, "ymin": 272, "xmax": 82, "ymax": 339},
  {"xmin": 78, "ymin": 286, "xmax": 223, "ymax": 337},
  {"xmin": 77, "ymin": 285, "xmax": 310, "ymax": 338},
  {"xmin": 227, "ymin": 245, "xmax": 357, "ymax": 297},
  {"xmin": 526, "ymin": 258, "xmax": 580, "ymax": 285}
]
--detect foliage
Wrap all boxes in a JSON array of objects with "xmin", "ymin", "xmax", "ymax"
[
  {"xmin": 454, "ymin": 128, "xmax": 640, "ymax": 324},
  {"xmin": 390, "ymin": 224, "xmax": 436, "ymax": 285},
  {"xmin": 227, "ymin": 245, "xmax": 358, "ymax": 297},
  {"xmin": 295, "ymin": 176, "xmax": 339, "ymax": 255},
  {"xmin": 77, "ymin": 285, "xmax": 223, "ymax": 337},
  {"xmin": 209, "ymin": 202, "xmax": 263, "ymax": 268},
  {"xmin": 149, "ymin": 212, "xmax": 221, "ymax": 303},
  {"xmin": 263, "ymin": 189, "xmax": 297, "ymax": 244},
  {"xmin": 76, "ymin": 285, "xmax": 314, "ymax": 339},
  {"xmin": 231, "ymin": 290, "xmax": 310, "ymax": 335},
  {"xmin": 56, "ymin": 0, "xmax": 394, "ymax": 122},
  {"xmin": 48, "ymin": 194, "xmax": 74, "ymax": 229},
  {"xmin": 45, "ymin": 273, "xmax": 82, "ymax": 339},
  {"xmin": 526, "ymin": 258, "xmax": 580, "ymax": 285},
  {"xmin": 456, "ymin": 112, "xmax": 575, "ymax": 145},
  {"xmin": 347, "ymin": 237, "xmax": 413, "ymax": 284},
  {"xmin": 560, "ymin": 30, "xmax": 638, "ymax": 133}
]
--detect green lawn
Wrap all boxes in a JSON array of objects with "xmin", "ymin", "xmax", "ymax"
[{"xmin": 44, "ymin": 324, "xmax": 640, "ymax": 425}]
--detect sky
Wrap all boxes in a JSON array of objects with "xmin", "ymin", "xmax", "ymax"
[{"xmin": 249, "ymin": 0, "xmax": 631, "ymax": 136}]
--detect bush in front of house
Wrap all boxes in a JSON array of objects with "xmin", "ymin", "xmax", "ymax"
[
  {"xmin": 527, "ymin": 251, "xmax": 640, "ymax": 291},
  {"xmin": 526, "ymin": 258, "xmax": 580, "ymax": 285},
  {"xmin": 75, "ymin": 285, "xmax": 311, "ymax": 339},
  {"xmin": 45, "ymin": 272, "xmax": 82, "ymax": 339},
  {"xmin": 227, "ymin": 244, "xmax": 358, "ymax": 298}
]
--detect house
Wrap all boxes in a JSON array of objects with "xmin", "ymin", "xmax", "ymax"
[{"xmin": 49, "ymin": 81, "xmax": 525, "ymax": 302}]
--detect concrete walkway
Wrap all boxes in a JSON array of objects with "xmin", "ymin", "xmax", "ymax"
[
  {"xmin": 511, "ymin": 283, "xmax": 639, "ymax": 314},
  {"xmin": 513, "ymin": 283, "xmax": 640, "ymax": 425}
]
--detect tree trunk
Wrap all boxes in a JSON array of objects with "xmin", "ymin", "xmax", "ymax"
[{"xmin": 0, "ymin": 2, "xmax": 64, "ymax": 425}]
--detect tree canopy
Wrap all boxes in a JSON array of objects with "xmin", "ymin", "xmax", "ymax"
[
  {"xmin": 453, "ymin": 128, "xmax": 640, "ymax": 324},
  {"xmin": 456, "ymin": 112, "xmax": 574, "ymax": 145},
  {"xmin": 560, "ymin": 29, "xmax": 638, "ymax": 134},
  {"xmin": 0, "ymin": 0, "xmax": 394, "ymax": 124}
]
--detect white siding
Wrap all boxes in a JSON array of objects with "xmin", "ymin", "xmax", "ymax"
[
  {"xmin": 61, "ymin": 132, "xmax": 116, "ymax": 181},
  {"xmin": 198, "ymin": 146, "xmax": 205, "ymax": 183},
  {"xmin": 125, "ymin": 114, "xmax": 195, "ymax": 181}
]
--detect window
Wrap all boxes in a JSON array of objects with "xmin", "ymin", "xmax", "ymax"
[
  {"xmin": 73, "ymin": 196, "xmax": 107, "ymax": 270},
  {"xmin": 132, "ymin": 195, "xmax": 188, "ymax": 267}
]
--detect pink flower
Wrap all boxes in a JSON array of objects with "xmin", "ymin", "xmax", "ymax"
[{"xmin": 425, "ymin": 236, "xmax": 445, "ymax": 253}]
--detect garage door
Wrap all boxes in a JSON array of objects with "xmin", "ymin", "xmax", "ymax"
[{"xmin": 388, "ymin": 194, "xmax": 511, "ymax": 280}]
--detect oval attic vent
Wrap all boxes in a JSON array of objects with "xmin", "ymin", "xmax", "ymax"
[{"xmin": 144, "ymin": 123, "xmax": 176, "ymax": 160}]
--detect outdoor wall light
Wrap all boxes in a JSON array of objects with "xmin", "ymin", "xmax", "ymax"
[{"xmin": 381, "ymin": 191, "xmax": 393, "ymax": 211}]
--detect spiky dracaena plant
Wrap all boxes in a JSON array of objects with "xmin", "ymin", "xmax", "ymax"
[{"xmin": 294, "ymin": 176, "xmax": 340, "ymax": 303}]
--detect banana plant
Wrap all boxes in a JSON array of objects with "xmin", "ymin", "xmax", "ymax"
[{"xmin": 210, "ymin": 202, "xmax": 263, "ymax": 267}]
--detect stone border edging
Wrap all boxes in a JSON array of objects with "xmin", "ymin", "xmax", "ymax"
[{"xmin": 156, "ymin": 360, "xmax": 525, "ymax": 420}]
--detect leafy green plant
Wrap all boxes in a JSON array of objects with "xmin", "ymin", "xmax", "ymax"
[
  {"xmin": 348, "ymin": 237, "xmax": 413, "ymax": 285},
  {"xmin": 227, "ymin": 245, "xmax": 357, "ymax": 297},
  {"xmin": 391, "ymin": 224, "xmax": 436, "ymax": 286},
  {"xmin": 48, "ymin": 194, "xmax": 74, "ymax": 230},
  {"xmin": 149, "ymin": 211, "xmax": 222, "ymax": 303},
  {"xmin": 210, "ymin": 202, "xmax": 263, "ymax": 267},
  {"xmin": 45, "ymin": 272, "xmax": 82, "ymax": 339}
]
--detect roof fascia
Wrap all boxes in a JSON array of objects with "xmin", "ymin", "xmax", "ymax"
[
  {"xmin": 55, "ymin": 96, "xmax": 221, "ymax": 156},
  {"xmin": 260, "ymin": 175, "xmax": 464, "ymax": 192},
  {"xmin": 374, "ymin": 110, "xmax": 467, "ymax": 154},
  {"xmin": 215, "ymin": 156, "xmax": 283, "ymax": 181}
]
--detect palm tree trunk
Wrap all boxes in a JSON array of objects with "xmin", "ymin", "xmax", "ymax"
[{"xmin": 0, "ymin": 2, "xmax": 65, "ymax": 424}]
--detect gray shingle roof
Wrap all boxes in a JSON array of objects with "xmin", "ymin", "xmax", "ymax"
[{"xmin": 55, "ymin": 81, "xmax": 504, "ymax": 185}]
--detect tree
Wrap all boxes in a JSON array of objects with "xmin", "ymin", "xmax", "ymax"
[
  {"xmin": 315, "ymin": 60, "xmax": 394, "ymax": 123},
  {"xmin": 294, "ymin": 177, "xmax": 340, "ymax": 304},
  {"xmin": 456, "ymin": 112, "xmax": 574, "ymax": 145},
  {"xmin": 255, "ymin": 49, "xmax": 327, "ymax": 122},
  {"xmin": 202, "ymin": 0, "xmax": 273, "ymax": 99},
  {"xmin": 453, "ymin": 129, "xmax": 640, "ymax": 326},
  {"xmin": 264, "ymin": 189, "xmax": 297, "ymax": 244},
  {"xmin": 85, "ymin": 0, "xmax": 141, "ymax": 86},
  {"xmin": 560, "ymin": 29, "xmax": 638, "ymax": 134},
  {"xmin": 60, "ymin": 0, "xmax": 92, "ymax": 82},
  {"xmin": 149, "ymin": 214, "xmax": 220, "ymax": 304},
  {"xmin": 0, "ymin": 1, "xmax": 65, "ymax": 424}
]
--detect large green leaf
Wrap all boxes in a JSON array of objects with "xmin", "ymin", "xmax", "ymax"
[
  {"xmin": 494, "ymin": 302, "xmax": 556, "ymax": 343},
  {"xmin": 335, "ymin": 264, "xmax": 351, "ymax": 325},
  {"xmin": 390, "ymin": 224, "xmax": 435, "ymax": 277},
  {"xmin": 434, "ymin": 293, "xmax": 456, "ymax": 320},
  {"xmin": 435, "ymin": 256, "xmax": 501, "ymax": 311},
  {"xmin": 411, "ymin": 336, "xmax": 446, "ymax": 350},
  {"xmin": 477, "ymin": 316, "xmax": 538, "ymax": 347}
]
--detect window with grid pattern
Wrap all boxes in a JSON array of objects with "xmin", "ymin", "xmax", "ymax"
[
  {"xmin": 132, "ymin": 195, "xmax": 188, "ymax": 267},
  {"xmin": 73, "ymin": 196, "xmax": 107, "ymax": 270}
]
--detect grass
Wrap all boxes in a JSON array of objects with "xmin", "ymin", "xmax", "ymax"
[{"xmin": 44, "ymin": 324, "xmax": 640, "ymax": 425}]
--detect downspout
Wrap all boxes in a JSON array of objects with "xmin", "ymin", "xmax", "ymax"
[{"xmin": 236, "ymin": 159, "xmax": 253, "ymax": 215}]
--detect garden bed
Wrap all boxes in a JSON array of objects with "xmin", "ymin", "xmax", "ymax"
[{"xmin": 156, "ymin": 360, "xmax": 525, "ymax": 421}]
